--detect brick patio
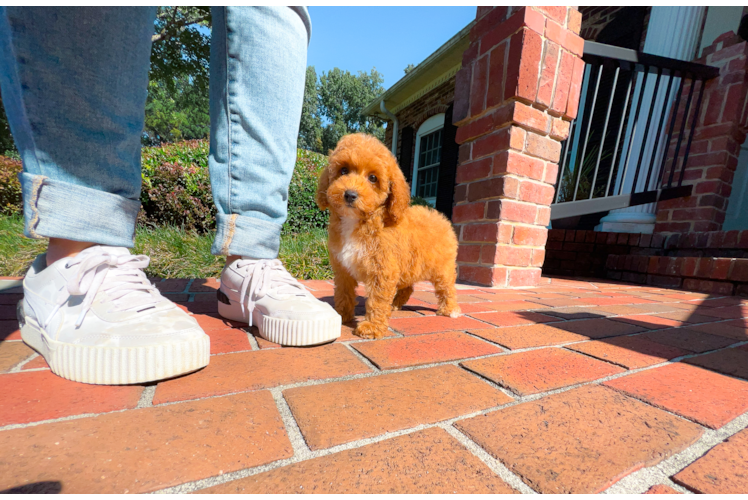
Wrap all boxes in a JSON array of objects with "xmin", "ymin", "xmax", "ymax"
[{"xmin": 1, "ymin": 275, "xmax": 747, "ymax": 494}]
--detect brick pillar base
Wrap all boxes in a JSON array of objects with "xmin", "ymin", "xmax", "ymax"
[
  {"xmin": 452, "ymin": 6, "xmax": 585, "ymax": 287},
  {"xmin": 655, "ymin": 32, "xmax": 748, "ymax": 234}
]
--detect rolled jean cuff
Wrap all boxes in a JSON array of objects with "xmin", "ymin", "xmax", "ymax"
[
  {"xmin": 21, "ymin": 172, "xmax": 139, "ymax": 247},
  {"xmin": 212, "ymin": 213, "xmax": 281, "ymax": 259}
]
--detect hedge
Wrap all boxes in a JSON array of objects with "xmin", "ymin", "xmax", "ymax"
[{"xmin": 0, "ymin": 140, "xmax": 330, "ymax": 234}]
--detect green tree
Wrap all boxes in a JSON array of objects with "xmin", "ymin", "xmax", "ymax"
[
  {"xmin": 318, "ymin": 67, "xmax": 386, "ymax": 152},
  {"xmin": 143, "ymin": 75, "xmax": 210, "ymax": 146},
  {"xmin": 297, "ymin": 66, "xmax": 323, "ymax": 152},
  {"xmin": 404, "ymin": 63, "xmax": 415, "ymax": 74},
  {"xmin": 150, "ymin": 7, "xmax": 211, "ymax": 94}
]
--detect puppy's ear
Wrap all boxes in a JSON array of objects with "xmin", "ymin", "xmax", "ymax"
[
  {"xmin": 385, "ymin": 159, "xmax": 411, "ymax": 225},
  {"xmin": 315, "ymin": 166, "xmax": 331, "ymax": 210}
]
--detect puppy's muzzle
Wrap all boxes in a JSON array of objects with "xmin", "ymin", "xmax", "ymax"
[{"xmin": 344, "ymin": 190, "xmax": 358, "ymax": 206}]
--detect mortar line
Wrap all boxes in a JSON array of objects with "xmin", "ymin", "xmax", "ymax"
[
  {"xmin": 9, "ymin": 352, "xmax": 39, "ymax": 373},
  {"xmin": 602, "ymin": 409, "xmax": 748, "ymax": 494},
  {"xmin": 269, "ymin": 388, "xmax": 312, "ymax": 459},
  {"xmin": 441, "ymin": 424, "xmax": 537, "ymax": 494},
  {"xmin": 136, "ymin": 385, "xmax": 157, "ymax": 408},
  {"xmin": 342, "ymin": 343, "xmax": 380, "ymax": 372}
]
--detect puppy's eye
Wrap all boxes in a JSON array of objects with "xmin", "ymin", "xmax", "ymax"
[
  {"xmin": 368, "ymin": 174, "xmax": 377, "ymax": 183},
  {"xmin": 340, "ymin": 167, "xmax": 349, "ymax": 176}
]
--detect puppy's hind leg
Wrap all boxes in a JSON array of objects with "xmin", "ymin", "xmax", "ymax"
[
  {"xmin": 392, "ymin": 286, "xmax": 413, "ymax": 311},
  {"xmin": 433, "ymin": 271, "xmax": 461, "ymax": 318}
]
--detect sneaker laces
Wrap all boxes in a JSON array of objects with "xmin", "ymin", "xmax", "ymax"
[
  {"xmin": 236, "ymin": 259, "xmax": 306, "ymax": 326},
  {"xmin": 53, "ymin": 248, "xmax": 162, "ymax": 328}
]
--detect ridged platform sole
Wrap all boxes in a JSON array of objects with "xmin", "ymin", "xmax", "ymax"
[
  {"xmin": 218, "ymin": 297, "xmax": 341, "ymax": 347},
  {"xmin": 18, "ymin": 301, "xmax": 210, "ymax": 385}
]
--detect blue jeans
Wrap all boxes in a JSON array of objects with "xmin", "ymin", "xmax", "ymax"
[{"xmin": 0, "ymin": 7, "xmax": 310, "ymax": 259}]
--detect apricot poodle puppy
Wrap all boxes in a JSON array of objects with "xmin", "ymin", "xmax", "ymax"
[{"xmin": 315, "ymin": 133, "xmax": 461, "ymax": 339}]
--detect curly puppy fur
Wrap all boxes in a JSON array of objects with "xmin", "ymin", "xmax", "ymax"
[{"xmin": 316, "ymin": 133, "xmax": 461, "ymax": 339}]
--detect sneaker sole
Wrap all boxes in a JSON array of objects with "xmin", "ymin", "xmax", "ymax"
[
  {"xmin": 217, "ymin": 298, "xmax": 341, "ymax": 347},
  {"xmin": 18, "ymin": 301, "xmax": 210, "ymax": 385}
]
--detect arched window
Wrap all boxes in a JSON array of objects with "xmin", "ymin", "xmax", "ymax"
[{"xmin": 411, "ymin": 113, "xmax": 445, "ymax": 206}]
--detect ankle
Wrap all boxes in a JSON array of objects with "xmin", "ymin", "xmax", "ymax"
[
  {"xmin": 226, "ymin": 255, "xmax": 242, "ymax": 266},
  {"xmin": 46, "ymin": 239, "xmax": 96, "ymax": 267}
]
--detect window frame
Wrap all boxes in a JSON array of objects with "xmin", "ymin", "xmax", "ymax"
[{"xmin": 411, "ymin": 113, "xmax": 446, "ymax": 204}]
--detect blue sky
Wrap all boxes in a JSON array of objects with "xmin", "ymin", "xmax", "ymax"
[{"xmin": 306, "ymin": 7, "xmax": 477, "ymax": 90}]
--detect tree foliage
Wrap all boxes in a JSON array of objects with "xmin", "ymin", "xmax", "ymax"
[
  {"xmin": 297, "ymin": 66, "xmax": 323, "ymax": 152},
  {"xmin": 314, "ymin": 67, "xmax": 386, "ymax": 153},
  {"xmin": 150, "ymin": 7, "xmax": 211, "ymax": 94},
  {"xmin": 143, "ymin": 76, "xmax": 210, "ymax": 146}
]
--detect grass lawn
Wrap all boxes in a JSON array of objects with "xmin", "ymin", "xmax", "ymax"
[{"xmin": 0, "ymin": 215, "xmax": 332, "ymax": 280}]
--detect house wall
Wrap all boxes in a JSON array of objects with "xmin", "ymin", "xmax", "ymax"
[
  {"xmin": 383, "ymin": 76, "xmax": 456, "ymax": 180},
  {"xmin": 578, "ymin": 6, "xmax": 650, "ymax": 50}
]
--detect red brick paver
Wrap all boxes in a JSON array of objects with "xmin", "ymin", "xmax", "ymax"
[
  {"xmin": 2, "ymin": 274, "xmax": 746, "ymax": 494},
  {"xmin": 352, "ymin": 331, "xmax": 501, "ymax": 369},
  {"xmin": 389, "ymin": 315, "xmax": 489, "ymax": 335},
  {"xmin": 641, "ymin": 328, "xmax": 736, "ymax": 353},
  {"xmin": 605, "ymin": 363, "xmax": 748, "ymax": 429},
  {"xmin": 683, "ymin": 344, "xmax": 748, "ymax": 380},
  {"xmin": 673, "ymin": 428, "xmax": 748, "ymax": 494},
  {"xmin": 154, "ymin": 343, "xmax": 370, "ymax": 404},
  {"xmin": 0, "ymin": 391, "xmax": 291, "ymax": 493},
  {"xmin": 455, "ymin": 385, "xmax": 702, "ymax": 494},
  {"xmin": 567, "ymin": 336, "xmax": 689, "ymax": 369},
  {"xmin": 0, "ymin": 370, "xmax": 143, "ymax": 426},
  {"xmin": 467, "ymin": 310, "xmax": 559, "ymax": 327},
  {"xmin": 284, "ymin": 365, "xmax": 511, "ymax": 450},
  {"xmin": 468, "ymin": 324, "xmax": 587, "ymax": 349},
  {"xmin": 0, "ymin": 341, "xmax": 34, "ymax": 372},
  {"xmin": 645, "ymin": 484, "xmax": 681, "ymax": 494},
  {"xmin": 553, "ymin": 318, "xmax": 646, "ymax": 338},
  {"xmin": 461, "ymin": 348, "xmax": 624, "ymax": 395},
  {"xmin": 204, "ymin": 428, "xmax": 517, "ymax": 494}
]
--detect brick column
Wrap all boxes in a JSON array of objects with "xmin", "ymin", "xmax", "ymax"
[
  {"xmin": 451, "ymin": 6, "xmax": 585, "ymax": 287},
  {"xmin": 655, "ymin": 32, "xmax": 748, "ymax": 234}
]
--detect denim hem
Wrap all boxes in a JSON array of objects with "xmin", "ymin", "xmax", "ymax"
[
  {"xmin": 21, "ymin": 172, "xmax": 139, "ymax": 246},
  {"xmin": 212, "ymin": 212, "xmax": 282, "ymax": 259}
]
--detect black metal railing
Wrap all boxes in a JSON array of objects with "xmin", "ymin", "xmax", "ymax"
[{"xmin": 551, "ymin": 41, "xmax": 720, "ymax": 220}]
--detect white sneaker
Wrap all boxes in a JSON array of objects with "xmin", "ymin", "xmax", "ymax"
[
  {"xmin": 18, "ymin": 246, "xmax": 210, "ymax": 385},
  {"xmin": 218, "ymin": 258, "xmax": 341, "ymax": 346}
]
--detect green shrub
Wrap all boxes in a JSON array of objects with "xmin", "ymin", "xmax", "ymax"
[
  {"xmin": 139, "ymin": 140, "xmax": 215, "ymax": 231},
  {"xmin": 410, "ymin": 195, "xmax": 432, "ymax": 207},
  {"xmin": 284, "ymin": 148, "xmax": 329, "ymax": 234},
  {"xmin": 0, "ymin": 155, "xmax": 22, "ymax": 216}
]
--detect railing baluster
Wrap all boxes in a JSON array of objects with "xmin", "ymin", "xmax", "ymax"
[
  {"xmin": 573, "ymin": 63, "xmax": 603, "ymax": 201},
  {"xmin": 618, "ymin": 67, "xmax": 649, "ymax": 196},
  {"xmin": 668, "ymin": 72, "xmax": 697, "ymax": 188},
  {"xmin": 605, "ymin": 62, "xmax": 634, "ymax": 197},
  {"xmin": 658, "ymin": 73, "xmax": 685, "ymax": 189},
  {"xmin": 678, "ymin": 78, "xmax": 707, "ymax": 186},
  {"xmin": 555, "ymin": 118, "xmax": 575, "ymax": 204},
  {"xmin": 644, "ymin": 67, "xmax": 675, "ymax": 192},
  {"xmin": 589, "ymin": 64, "xmax": 620, "ymax": 200},
  {"xmin": 631, "ymin": 66, "xmax": 663, "ymax": 195}
]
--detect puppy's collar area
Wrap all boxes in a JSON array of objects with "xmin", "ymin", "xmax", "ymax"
[{"xmin": 234, "ymin": 259, "xmax": 307, "ymax": 326}]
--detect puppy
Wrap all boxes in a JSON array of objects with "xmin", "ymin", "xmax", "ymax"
[{"xmin": 315, "ymin": 133, "xmax": 461, "ymax": 339}]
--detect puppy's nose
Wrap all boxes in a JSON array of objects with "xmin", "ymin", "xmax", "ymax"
[{"xmin": 344, "ymin": 190, "xmax": 358, "ymax": 204}]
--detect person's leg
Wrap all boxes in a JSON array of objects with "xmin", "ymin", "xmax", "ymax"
[
  {"xmin": 209, "ymin": 7, "xmax": 341, "ymax": 346},
  {"xmin": 0, "ymin": 7, "xmax": 210, "ymax": 384},
  {"xmin": 209, "ymin": 6, "xmax": 311, "ymax": 259},
  {"xmin": 0, "ymin": 8, "xmax": 150, "ymax": 264}
]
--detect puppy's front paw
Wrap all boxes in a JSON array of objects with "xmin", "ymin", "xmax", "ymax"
[
  {"xmin": 335, "ymin": 306, "xmax": 355, "ymax": 323},
  {"xmin": 437, "ymin": 304, "xmax": 462, "ymax": 318},
  {"xmin": 354, "ymin": 320, "xmax": 387, "ymax": 339}
]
